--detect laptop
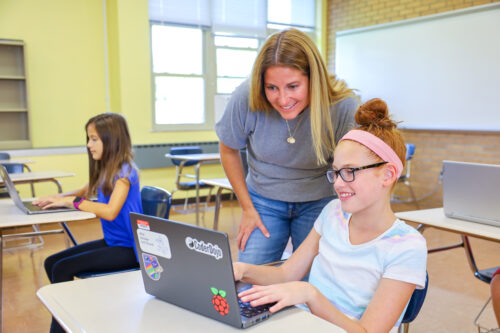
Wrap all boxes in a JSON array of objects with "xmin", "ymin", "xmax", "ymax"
[
  {"xmin": 442, "ymin": 160, "xmax": 500, "ymax": 227},
  {"xmin": 130, "ymin": 212, "xmax": 276, "ymax": 329},
  {"xmin": 0, "ymin": 164, "xmax": 76, "ymax": 214}
]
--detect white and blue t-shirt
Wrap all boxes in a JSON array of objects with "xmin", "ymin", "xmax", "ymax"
[{"xmin": 307, "ymin": 199, "xmax": 427, "ymax": 325}]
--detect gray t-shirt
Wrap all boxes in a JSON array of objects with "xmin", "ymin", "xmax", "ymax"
[{"xmin": 215, "ymin": 80, "xmax": 358, "ymax": 202}]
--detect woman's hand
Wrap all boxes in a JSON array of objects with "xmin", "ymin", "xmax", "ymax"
[
  {"xmin": 238, "ymin": 281, "xmax": 313, "ymax": 313},
  {"xmin": 33, "ymin": 195, "xmax": 74, "ymax": 209},
  {"xmin": 233, "ymin": 262, "xmax": 247, "ymax": 281},
  {"xmin": 237, "ymin": 207, "xmax": 270, "ymax": 252}
]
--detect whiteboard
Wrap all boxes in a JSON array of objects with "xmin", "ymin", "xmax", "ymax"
[{"xmin": 335, "ymin": 3, "xmax": 500, "ymax": 131}]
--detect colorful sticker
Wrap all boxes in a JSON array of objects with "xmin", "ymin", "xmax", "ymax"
[
  {"xmin": 142, "ymin": 253, "xmax": 163, "ymax": 280},
  {"xmin": 211, "ymin": 287, "xmax": 229, "ymax": 316},
  {"xmin": 138, "ymin": 229, "xmax": 171, "ymax": 259},
  {"xmin": 137, "ymin": 219, "xmax": 150, "ymax": 230}
]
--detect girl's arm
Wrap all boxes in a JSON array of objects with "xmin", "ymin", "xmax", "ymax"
[
  {"xmin": 219, "ymin": 142, "xmax": 270, "ymax": 251},
  {"xmin": 234, "ymin": 228, "xmax": 321, "ymax": 285},
  {"xmin": 33, "ymin": 184, "xmax": 88, "ymax": 206},
  {"xmin": 36, "ymin": 178, "xmax": 130, "ymax": 221},
  {"xmin": 241, "ymin": 276, "xmax": 415, "ymax": 333}
]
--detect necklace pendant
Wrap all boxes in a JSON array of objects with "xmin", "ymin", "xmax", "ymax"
[{"xmin": 287, "ymin": 136, "xmax": 296, "ymax": 144}]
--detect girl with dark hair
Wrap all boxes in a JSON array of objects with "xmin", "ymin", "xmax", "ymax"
[
  {"xmin": 34, "ymin": 113, "xmax": 142, "ymax": 333},
  {"xmin": 232, "ymin": 99, "xmax": 427, "ymax": 332}
]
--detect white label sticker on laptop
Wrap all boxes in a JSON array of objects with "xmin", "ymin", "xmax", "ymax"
[{"xmin": 137, "ymin": 229, "xmax": 172, "ymax": 259}]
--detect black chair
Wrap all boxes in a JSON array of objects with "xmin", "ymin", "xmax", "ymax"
[
  {"xmin": 399, "ymin": 271, "xmax": 429, "ymax": 333},
  {"xmin": 169, "ymin": 146, "xmax": 213, "ymax": 210},
  {"xmin": 75, "ymin": 186, "xmax": 172, "ymax": 279}
]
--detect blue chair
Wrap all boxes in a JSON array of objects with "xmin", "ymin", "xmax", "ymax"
[
  {"xmin": 399, "ymin": 271, "xmax": 429, "ymax": 333},
  {"xmin": 75, "ymin": 186, "xmax": 172, "ymax": 279},
  {"xmin": 0, "ymin": 152, "xmax": 35, "ymax": 198},
  {"xmin": 392, "ymin": 143, "xmax": 419, "ymax": 208},
  {"xmin": 169, "ymin": 146, "xmax": 213, "ymax": 210},
  {"xmin": 141, "ymin": 186, "xmax": 172, "ymax": 219}
]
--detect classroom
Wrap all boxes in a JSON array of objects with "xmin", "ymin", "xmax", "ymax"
[{"xmin": 0, "ymin": 0, "xmax": 500, "ymax": 332}]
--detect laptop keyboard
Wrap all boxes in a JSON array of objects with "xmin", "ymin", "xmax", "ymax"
[{"xmin": 238, "ymin": 299, "xmax": 273, "ymax": 318}]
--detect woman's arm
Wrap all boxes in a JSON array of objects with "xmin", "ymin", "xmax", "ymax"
[
  {"xmin": 35, "ymin": 178, "xmax": 130, "ymax": 221},
  {"xmin": 32, "ymin": 184, "xmax": 88, "ymax": 207},
  {"xmin": 219, "ymin": 142, "xmax": 269, "ymax": 251},
  {"xmin": 234, "ymin": 228, "xmax": 321, "ymax": 285}
]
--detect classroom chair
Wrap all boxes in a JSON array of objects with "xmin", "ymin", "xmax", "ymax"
[
  {"xmin": 461, "ymin": 236, "xmax": 500, "ymax": 332},
  {"xmin": 168, "ymin": 146, "xmax": 213, "ymax": 210},
  {"xmin": 399, "ymin": 271, "xmax": 429, "ymax": 333},
  {"xmin": 391, "ymin": 143, "xmax": 419, "ymax": 208},
  {"xmin": 75, "ymin": 186, "xmax": 172, "ymax": 279},
  {"xmin": 0, "ymin": 151, "xmax": 35, "ymax": 198}
]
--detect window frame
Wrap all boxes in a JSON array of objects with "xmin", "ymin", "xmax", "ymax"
[{"xmin": 150, "ymin": 23, "xmax": 215, "ymax": 132}]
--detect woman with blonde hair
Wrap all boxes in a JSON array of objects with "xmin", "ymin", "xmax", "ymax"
[{"xmin": 216, "ymin": 28, "xmax": 358, "ymax": 264}]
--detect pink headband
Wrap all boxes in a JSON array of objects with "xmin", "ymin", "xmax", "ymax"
[{"xmin": 339, "ymin": 129, "xmax": 403, "ymax": 178}]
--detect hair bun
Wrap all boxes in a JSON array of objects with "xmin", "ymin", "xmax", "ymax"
[{"xmin": 355, "ymin": 98, "xmax": 396, "ymax": 129}]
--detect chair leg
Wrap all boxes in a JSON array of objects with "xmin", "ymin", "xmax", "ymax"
[
  {"xmin": 473, "ymin": 296, "xmax": 492, "ymax": 332},
  {"xmin": 398, "ymin": 323, "xmax": 409, "ymax": 333},
  {"xmin": 405, "ymin": 180, "xmax": 419, "ymax": 209}
]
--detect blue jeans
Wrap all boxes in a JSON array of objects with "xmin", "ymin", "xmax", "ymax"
[{"xmin": 238, "ymin": 190, "xmax": 335, "ymax": 264}]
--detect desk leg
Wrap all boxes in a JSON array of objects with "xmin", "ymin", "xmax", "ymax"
[
  {"xmin": 195, "ymin": 163, "xmax": 201, "ymax": 226},
  {"xmin": 61, "ymin": 222, "xmax": 78, "ymax": 246},
  {"xmin": 213, "ymin": 187, "xmax": 224, "ymax": 230}
]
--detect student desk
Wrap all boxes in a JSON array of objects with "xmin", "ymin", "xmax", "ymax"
[
  {"xmin": 0, "ymin": 199, "xmax": 95, "ymax": 333},
  {"xmin": 165, "ymin": 153, "xmax": 221, "ymax": 225},
  {"xmin": 395, "ymin": 208, "xmax": 500, "ymax": 275},
  {"xmin": 37, "ymin": 270, "xmax": 341, "ymax": 333},
  {"xmin": 0, "ymin": 159, "xmax": 34, "ymax": 166},
  {"xmin": 200, "ymin": 178, "xmax": 233, "ymax": 230},
  {"xmin": 0, "ymin": 170, "xmax": 75, "ymax": 193}
]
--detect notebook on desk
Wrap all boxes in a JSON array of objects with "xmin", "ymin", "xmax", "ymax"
[
  {"xmin": 129, "ymin": 212, "xmax": 276, "ymax": 329},
  {"xmin": 0, "ymin": 165, "xmax": 76, "ymax": 215},
  {"xmin": 443, "ymin": 160, "xmax": 500, "ymax": 227}
]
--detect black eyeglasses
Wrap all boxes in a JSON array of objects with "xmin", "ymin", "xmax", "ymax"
[{"xmin": 326, "ymin": 161, "xmax": 388, "ymax": 183}]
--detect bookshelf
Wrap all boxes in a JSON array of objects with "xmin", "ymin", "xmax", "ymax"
[{"xmin": 0, "ymin": 39, "xmax": 30, "ymax": 149}]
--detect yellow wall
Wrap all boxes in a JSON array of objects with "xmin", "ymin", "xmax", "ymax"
[{"xmin": 0, "ymin": 0, "xmax": 226, "ymax": 199}]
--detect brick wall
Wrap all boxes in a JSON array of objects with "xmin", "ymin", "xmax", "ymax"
[{"xmin": 327, "ymin": 0, "xmax": 500, "ymax": 208}]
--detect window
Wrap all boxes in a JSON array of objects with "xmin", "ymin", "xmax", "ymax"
[
  {"xmin": 214, "ymin": 35, "xmax": 259, "ymax": 94},
  {"xmin": 151, "ymin": 25, "xmax": 207, "ymax": 128},
  {"xmin": 149, "ymin": 0, "xmax": 316, "ymax": 130}
]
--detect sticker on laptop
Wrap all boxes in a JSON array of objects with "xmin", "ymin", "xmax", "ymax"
[
  {"xmin": 211, "ymin": 287, "xmax": 229, "ymax": 316},
  {"xmin": 142, "ymin": 253, "xmax": 163, "ymax": 281},
  {"xmin": 137, "ymin": 229, "xmax": 171, "ymax": 259},
  {"xmin": 185, "ymin": 236, "xmax": 223, "ymax": 260},
  {"xmin": 137, "ymin": 219, "xmax": 150, "ymax": 230}
]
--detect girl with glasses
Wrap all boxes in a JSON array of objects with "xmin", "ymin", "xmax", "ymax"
[{"xmin": 233, "ymin": 98, "xmax": 427, "ymax": 332}]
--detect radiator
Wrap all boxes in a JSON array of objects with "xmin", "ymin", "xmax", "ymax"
[{"xmin": 133, "ymin": 141, "xmax": 220, "ymax": 169}]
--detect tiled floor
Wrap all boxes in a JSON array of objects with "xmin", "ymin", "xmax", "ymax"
[{"xmin": 2, "ymin": 199, "xmax": 499, "ymax": 332}]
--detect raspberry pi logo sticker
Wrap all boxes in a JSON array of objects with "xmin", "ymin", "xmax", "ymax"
[
  {"xmin": 142, "ymin": 253, "xmax": 163, "ymax": 281},
  {"xmin": 211, "ymin": 287, "xmax": 229, "ymax": 316}
]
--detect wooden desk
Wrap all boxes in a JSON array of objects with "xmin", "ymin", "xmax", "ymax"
[
  {"xmin": 0, "ymin": 199, "xmax": 95, "ymax": 332},
  {"xmin": 0, "ymin": 170, "xmax": 75, "ymax": 193},
  {"xmin": 200, "ymin": 178, "xmax": 233, "ymax": 230},
  {"xmin": 165, "ymin": 153, "xmax": 221, "ymax": 225},
  {"xmin": 37, "ymin": 270, "xmax": 341, "ymax": 333}
]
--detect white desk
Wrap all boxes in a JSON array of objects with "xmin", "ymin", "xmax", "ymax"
[
  {"xmin": 0, "ymin": 159, "xmax": 34, "ymax": 165},
  {"xmin": 37, "ymin": 270, "xmax": 342, "ymax": 333},
  {"xmin": 0, "ymin": 170, "xmax": 75, "ymax": 193},
  {"xmin": 165, "ymin": 153, "xmax": 221, "ymax": 225},
  {"xmin": 395, "ymin": 208, "xmax": 500, "ymax": 279},
  {"xmin": 0, "ymin": 199, "xmax": 95, "ymax": 332},
  {"xmin": 395, "ymin": 208, "xmax": 500, "ymax": 242},
  {"xmin": 200, "ymin": 178, "xmax": 233, "ymax": 230}
]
